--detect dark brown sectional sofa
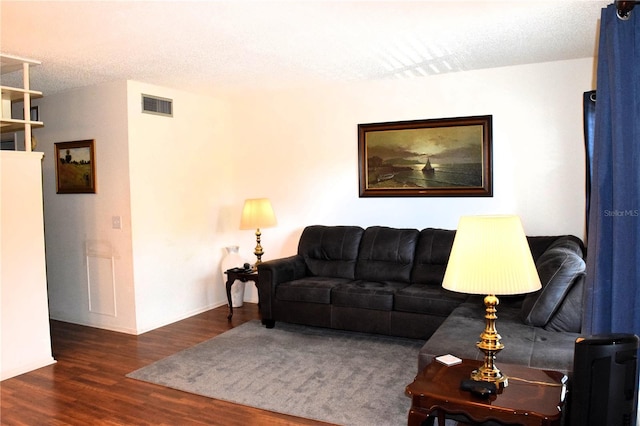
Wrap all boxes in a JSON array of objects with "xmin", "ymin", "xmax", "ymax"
[{"xmin": 257, "ymin": 225, "xmax": 586, "ymax": 374}]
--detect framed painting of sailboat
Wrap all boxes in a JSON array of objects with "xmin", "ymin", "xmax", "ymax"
[{"xmin": 358, "ymin": 115, "xmax": 492, "ymax": 197}]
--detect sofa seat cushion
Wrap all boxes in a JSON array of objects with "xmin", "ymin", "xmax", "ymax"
[
  {"xmin": 276, "ymin": 277, "xmax": 350, "ymax": 304},
  {"xmin": 395, "ymin": 285, "xmax": 468, "ymax": 316},
  {"xmin": 332, "ymin": 280, "xmax": 409, "ymax": 311},
  {"xmin": 418, "ymin": 302, "xmax": 580, "ymax": 374}
]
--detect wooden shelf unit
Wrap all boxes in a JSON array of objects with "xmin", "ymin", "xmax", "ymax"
[{"xmin": 1, "ymin": 53, "xmax": 43, "ymax": 151}]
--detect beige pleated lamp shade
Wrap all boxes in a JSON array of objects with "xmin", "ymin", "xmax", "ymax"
[
  {"xmin": 239, "ymin": 198, "xmax": 277, "ymax": 230},
  {"xmin": 442, "ymin": 215, "xmax": 541, "ymax": 296}
]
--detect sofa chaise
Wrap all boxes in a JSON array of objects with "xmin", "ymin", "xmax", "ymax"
[{"xmin": 257, "ymin": 225, "xmax": 586, "ymax": 374}]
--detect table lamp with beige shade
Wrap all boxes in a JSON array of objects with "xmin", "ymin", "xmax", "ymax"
[
  {"xmin": 442, "ymin": 215, "xmax": 541, "ymax": 387},
  {"xmin": 239, "ymin": 198, "xmax": 277, "ymax": 268}
]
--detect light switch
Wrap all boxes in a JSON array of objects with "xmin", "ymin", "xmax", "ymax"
[{"xmin": 112, "ymin": 216, "xmax": 122, "ymax": 229}]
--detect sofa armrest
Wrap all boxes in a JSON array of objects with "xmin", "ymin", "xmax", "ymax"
[
  {"xmin": 520, "ymin": 236, "xmax": 586, "ymax": 330},
  {"xmin": 257, "ymin": 255, "xmax": 307, "ymax": 323}
]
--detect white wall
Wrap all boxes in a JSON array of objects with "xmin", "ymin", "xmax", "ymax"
[
  {"xmin": 1, "ymin": 151, "xmax": 55, "ymax": 380},
  {"xmin": 223, "ymin": 58, "xmax": 593, "ymax": 265},
  {"xmin": 35, "ymin": 57, "xmax": 594, "ymax": 334},
  {"xmin": 126, "ymin": 81, "xmax": 233, "ymax": 333},
  {"xmin": 38, "ymin": 80, "xmax": 237, "ymax": 334},
  {"xmin": 37, "ymin": 81, "xmax": 138, "ymax": 333}
]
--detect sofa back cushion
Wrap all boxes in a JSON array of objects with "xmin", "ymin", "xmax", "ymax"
[
  {"xmin": 298, "ymin": 225, "xmax": 364, "ymax": 279},
  {"xmin": 411, "ymin": 228, "xmax": 456, "ymax": 285},
  {"xmin": 355, "ymin": 226, "xmax": 419, "ymax": 282},
  {"xmin": 520, "ymin": 236, "xmax": 586, "ymax": 329},
  {"xmin": 526, "ymin": 236, "xmax": 562, "ymax": 262}
]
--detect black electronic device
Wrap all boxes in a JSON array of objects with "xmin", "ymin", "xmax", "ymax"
[
  {"xmin": 226, "ymin": 266, "xmax": 253, "ymax": 273},
  {"xmin": 569, "ymin": 333, "xmax": 639, "ymax": 426},
  {"xmin": 460, "ymin": 379, "xmax": 497, "ymax": 398}
]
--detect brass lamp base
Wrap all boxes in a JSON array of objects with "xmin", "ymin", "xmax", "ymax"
[
  {"xmin": 253, "ymin": 227, "xmax": 264, "ymax": 265},
  {"xmin": 472, "ymin": 294, "xmax": 508, "ymax": 387}
]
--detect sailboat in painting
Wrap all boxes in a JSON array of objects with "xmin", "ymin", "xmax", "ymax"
[{"xmin": 422, "ymin": 157, "xmax": 435, "ymax": 174}]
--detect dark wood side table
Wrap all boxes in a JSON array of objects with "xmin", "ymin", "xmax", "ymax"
[
  {"xmin": 406, "ymin": 359, "xmax": 567, "ymax": 426},
  {"xmin": 224, "ymin": 269, "xmax": 258, "ymax": 320}
]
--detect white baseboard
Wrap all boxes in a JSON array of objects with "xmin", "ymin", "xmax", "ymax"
[
  {"xmin": 1, "ymin": 356, "xmax": 56, "ymax": 381},
  {"xmin": 49, "ymin": 299, "xmax": 242, "ymax": 336},
  {"xmin": 134, "ymin": 302, "xmax": 228, "ymax": 335}
]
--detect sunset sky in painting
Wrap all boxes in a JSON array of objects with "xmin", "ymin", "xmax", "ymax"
[{"xmin": 366, "ymin": 124, "xmax": 483, "ymax": 164}]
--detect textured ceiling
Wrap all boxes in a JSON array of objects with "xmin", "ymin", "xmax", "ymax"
[{"xmin": 1, "ymin": 1, "xmax": 607, "ymax": 96}]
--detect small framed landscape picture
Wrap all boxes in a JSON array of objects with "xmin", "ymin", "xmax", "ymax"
[
  {"xmin": 358, "ymin": 115, "xmax": 493, "ymax": 197},
  {"xmin": 55, "ymin": 140, "xmax": 96, "ymax": 194}
]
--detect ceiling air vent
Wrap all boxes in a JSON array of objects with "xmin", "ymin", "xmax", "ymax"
[{"xmin": 142, "ymin": 94, "xmax": 173, "ymax": 117}]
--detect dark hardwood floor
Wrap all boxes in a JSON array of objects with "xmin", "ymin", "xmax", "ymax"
[{"xmin": 1, "ymin": 304, "xmax": 334, "ymax": 425}]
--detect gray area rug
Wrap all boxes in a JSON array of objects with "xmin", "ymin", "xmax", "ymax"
[{"xmin": 127, "ymin": 320, "xmax": 425, "ymax": 425}]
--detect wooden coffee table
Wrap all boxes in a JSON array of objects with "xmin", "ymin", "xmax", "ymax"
[{"xmin": 406, "ymin": 359, "xmax": 567, "ymax": 426}]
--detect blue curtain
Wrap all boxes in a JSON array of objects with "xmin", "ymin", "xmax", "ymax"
[
  {"xmin": 583, "ymin": 90, "xmax": 596, "ymax": 233},
  {"xmin": 583, "ymin": 4, "xmax": 640, "ymax": 336}
]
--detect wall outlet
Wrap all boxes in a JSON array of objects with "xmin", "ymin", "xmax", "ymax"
[{"xmin": 112, "ymin": 216, "xmax": 121, "ymax": 229}]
